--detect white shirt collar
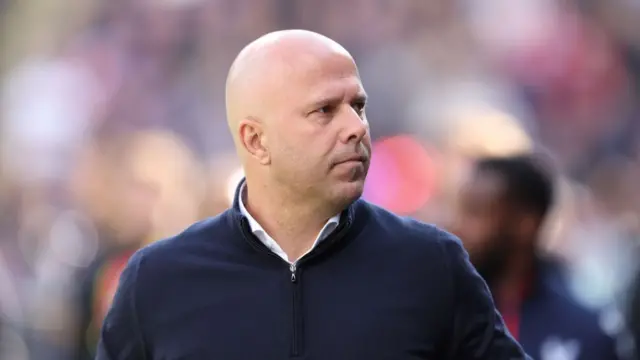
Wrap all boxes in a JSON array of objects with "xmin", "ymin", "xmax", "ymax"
[{"xmin": 238, "ymin": 182, "xmax": 340, "ymax": 264}]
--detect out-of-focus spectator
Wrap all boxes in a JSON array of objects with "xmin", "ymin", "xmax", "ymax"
[
  {"xmin": 452, "ymin": 154, "xmax": 620, "ymax": 360},
  {"xmin": 71, "ymin": 129, "xmax": 204, "ymax": 360},
  {"xmin": 629, "ymin": 270, "xmax": 640, "ymax": 358}
]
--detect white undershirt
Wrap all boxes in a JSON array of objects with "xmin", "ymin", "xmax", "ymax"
[{"xmin": 238, "ymin": 183, "xmax": 340, "ymax": 264}]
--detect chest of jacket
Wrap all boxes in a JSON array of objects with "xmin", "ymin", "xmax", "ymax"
[{"xmin": 141, "ymin": 259, "xmax": 452, "ymax": 360}]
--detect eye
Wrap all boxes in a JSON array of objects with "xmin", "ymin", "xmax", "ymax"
[
  {"xmin": 317, "ymin": 105, "xmax": 334, "ymax": 114},
  {"xmin": 352, "ymin": 101, "xmax": 366, "ymax": 115}
]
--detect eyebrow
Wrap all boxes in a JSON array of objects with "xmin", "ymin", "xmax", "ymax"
[
  {"xmin": 308, "ymin": 91, "xmax": 368, "ymax": 110},
  {"xmin": 352, "ymin": 92, "xmax": 368, "ymax": 105}
]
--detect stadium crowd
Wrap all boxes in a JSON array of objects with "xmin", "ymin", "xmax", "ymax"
[{"xmin": 2, "ymin": 0, "xmax": 640, "ymax": 359}]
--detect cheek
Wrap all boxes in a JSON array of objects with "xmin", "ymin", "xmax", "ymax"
[
  {"xmin": 300, "ymin": 137, "xmax": 334, "ymax": 165},
  {"xmin": 270, "ymin": 138, "xmax": 322, "ymax": 175},
  {"xmin": 456, "ymin": 215, "xmax": 498, "ymax": 249},
  {"xmin": 362, "ymin": 130, "xmax": 371, "ymax": 150},
  {"xmin": 269, "ymin": 125, "xmax": 336, "ymax": 170},
  {"xmin": 362, "ymin": 134, "xmax": 373, "ymax": 152},
  {"xmin": 269, "ymin": 132, "xmax": 301, "ymax": 160}
]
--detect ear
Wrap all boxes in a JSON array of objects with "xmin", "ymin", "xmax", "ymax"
[{"xmin": 238, "ymin": 117, "xmax": 271, "ymax": 165}]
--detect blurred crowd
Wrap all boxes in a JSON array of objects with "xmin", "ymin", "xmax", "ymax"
[{"xmin": 1, "ymin": 0, "xmax": 640, "ymax": 359}]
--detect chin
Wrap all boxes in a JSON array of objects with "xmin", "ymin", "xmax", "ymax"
[{"xmin": 331, "ymin": 178, "xmax": 366, "ymax": 205}]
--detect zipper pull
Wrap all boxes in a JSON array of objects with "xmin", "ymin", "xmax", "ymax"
[{"xmin": 290, "ymin": 263, "xmax": 297, "ymax": 283}]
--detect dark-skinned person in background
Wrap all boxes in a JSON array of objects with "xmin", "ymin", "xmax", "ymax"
[{"xmin": 453, "ymin": 154, "xmax": 619, "ymax": 360}]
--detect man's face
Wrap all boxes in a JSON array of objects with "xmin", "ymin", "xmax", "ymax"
[
  {"xmin": 265, "ymin": 50, "xmax": 372, "ymax": 207},
  {"xmin": 453, "ymin": 171, "xmax": 516, "ymax": 281}
]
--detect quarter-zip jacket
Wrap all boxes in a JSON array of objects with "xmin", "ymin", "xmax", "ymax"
[{"xmin": 97, "ymin": 189, "xmax": 530, "ymax": 359}]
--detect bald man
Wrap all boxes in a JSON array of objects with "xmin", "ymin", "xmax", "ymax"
[{"xmin": 97, "ymin": 30, "xmax": 530, "ymax": 360}]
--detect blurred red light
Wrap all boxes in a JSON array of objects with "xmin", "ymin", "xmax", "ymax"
[{"xmin": 364, "ymin": 135, "xmax": 436, "ymax": 215}]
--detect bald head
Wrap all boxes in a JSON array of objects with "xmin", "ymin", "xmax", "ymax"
[
  {"xmin": 225, "ymin": 30, "xmax": 355, "ymax": 151},
  {"xmin": 225, "ymin": 30, "xmax": 371, "ymax": 211}
]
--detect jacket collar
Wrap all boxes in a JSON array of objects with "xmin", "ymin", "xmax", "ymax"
[
  {"xmin": 231, "ymin": 178, "xmax": 357, "ymax": 228},
  {"xmin": 229, "ymin": 178, "xmax": 365, "ymax": 261}
]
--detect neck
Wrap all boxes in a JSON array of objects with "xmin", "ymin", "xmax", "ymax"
[
  {"xmin": 492, "ymin": 251, "xmax": 536, "ymax": 308},
  {"xmin": 243, "ymin": 179, "xmax": 340, "ymax": 260}
]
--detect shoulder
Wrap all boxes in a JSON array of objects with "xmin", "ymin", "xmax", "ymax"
[
  {"xmin": 359, "ymin": 199, "xmax": 462, "ymax": 245},
  {"xmin": 353, "ymin": 201, "xmax": 477, "ymax": 306},
  {"xmin": 543, "ymin": 297, "xmax": 617, "ymax": 356},
  {"xmin": 125, "ymin": 210, "xmax": 236, "ymax": 281},
  {"xmin": 535, "ymin": 258, "xmax": 617, "ymax": 351},
  {"xmin": 356, "ymin": 200, "xmax": 465, "ymax": 263},
  {"xmin": 538, "ymin": 258, "xmax": 601, "ymax": 323}
]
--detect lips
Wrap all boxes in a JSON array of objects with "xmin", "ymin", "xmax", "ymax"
[{"xmin": 334, "ymin": 154, "xmax": 368, "ymax": 166}]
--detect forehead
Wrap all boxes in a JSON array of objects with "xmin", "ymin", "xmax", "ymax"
[
  {"xmin": 461, "ymin": 171, "xmax": 506, "ymax": 203},
  {"xmin": 286, "ymin": 52, "xmax": 364, "ymax": 103}
]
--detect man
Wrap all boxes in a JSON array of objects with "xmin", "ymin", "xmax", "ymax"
[
  {"xmin": 454, "ymin": 154, "xmax": 619, "ymax": 360},
  {"xmin": 97, "ymin": 30, "xmax": 529, "ymax": 359}
]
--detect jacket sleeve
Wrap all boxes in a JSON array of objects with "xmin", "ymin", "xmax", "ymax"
[
  {"xmin": 96, "ymin": 250, "xmax": 148, "ymax": 360},
  {"xmin": 442, "ymin": 232, "xmax": 532, "ymax": 360}
]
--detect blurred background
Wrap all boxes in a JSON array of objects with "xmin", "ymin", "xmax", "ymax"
[{"xmin": 1, "ymin": 0, "xmax": 640, "ymax": 359}]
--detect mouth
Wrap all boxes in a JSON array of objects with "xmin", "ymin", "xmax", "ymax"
[{"xmin": 335, "ymin": 155, "xmax": 368, "ymax": 166}]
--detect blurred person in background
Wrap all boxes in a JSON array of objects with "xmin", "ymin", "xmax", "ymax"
[
  {"xmin": 629, "ymin": 266, "xmax": 640, "ymax": 359},
  {"xmin": 552, "ymin": 155, "xmax": 640, "ymax": 359},
  {"xmin": 70, "ymin": 133, "xmax": 156, "ymax": 360},
  {"xmin": 453, "ymin": 154, "xmax": 619, "ymax": 360},
  {"xmin": 72, "ymin": 129, "xmax": 205, "ymax": 360},
  {"xmin": 0, "ymin": 249, "xmax": 30, "ymax": 360}
]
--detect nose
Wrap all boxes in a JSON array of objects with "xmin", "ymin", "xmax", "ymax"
[{"xmin": 339, "ymin": 106, "xmax": 368, "ymax": 144}]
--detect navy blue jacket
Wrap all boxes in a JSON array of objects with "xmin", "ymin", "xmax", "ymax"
[
  {"xmin": 97, "ymin": 194, "xmax": 530, "ymax": 359},
  {"xmin": 516, "ymin": 258, "xmax": 618, "ymax": 360}
]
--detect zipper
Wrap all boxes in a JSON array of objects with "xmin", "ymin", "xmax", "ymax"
[
  {"xmin": 290, "ymin": 263, "xmax": 297, "ymax": 283},
  {"xmin": 290, "ymin": 262, "xmax": 301, "ymax": 356},
  {"xmin": 236, "ymin": 214, "xmax": 354, "ymax": 357},
  {"xmin": 287, "ymin": 222, "xmax": 351, "ymax": 356}
]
